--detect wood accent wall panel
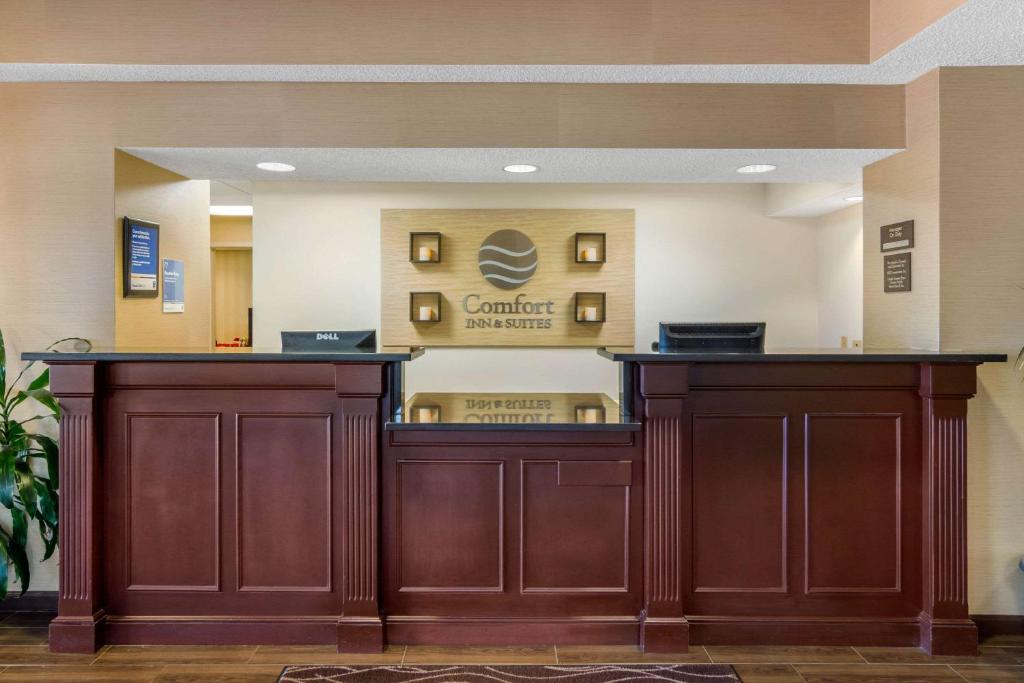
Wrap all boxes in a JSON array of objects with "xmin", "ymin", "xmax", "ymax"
[
  {"xmin": 381, "ymin": 209, "xmax": 635, "ymax": 347},
  {"xmin": 869, "ymin": 0, "xmax": 964, "ymax": 61},
  {"xmin": 521, "ymin": 461, "xmax": 630, "ymax": 592},
  {"xmin": 212, "ymin": 247, "xmax": 253, "ymax": 345},
  {"xmin": 126, "ymin": 414, "xmax": 220, "ymax": 591},
  {"xmin": 396, "ymin": 461, "xmax": 504, "ymax": 592},
  {"xmin": 692, "ymin": 415, "xmax": 787, "ymax": 594},
  {"xmin": 804, "ymin": 414, "xmax": 902, "ymax": 594},
  {"xmin": 236, "ymin": 414, "xmax": 333, "ymax": 592}
]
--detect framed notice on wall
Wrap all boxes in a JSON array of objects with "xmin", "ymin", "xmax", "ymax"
[
  {"xmin": 162, "ymin": 258, "xmax": 184, "ymax": 313},
  {"xmin": 122, "ymin": 217, "xmax": 160, "ymax": 297},
  {"xmin": 884, "ymin": 252, "xmax": 912, "ymax": 293}
]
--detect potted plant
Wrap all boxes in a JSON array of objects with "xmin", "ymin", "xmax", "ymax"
[{"xmin": 0, "ymin": 330, "xmax": 79, "ymax": 599}]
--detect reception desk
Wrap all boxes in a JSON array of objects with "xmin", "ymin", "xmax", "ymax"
[{"xmin": 23, "ymin": 347, "xmax": 1005, "ymax": 656}]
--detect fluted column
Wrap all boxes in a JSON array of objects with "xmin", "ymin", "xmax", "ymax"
[
  {"xmin": 919, "ymin": 363, "xmax": 979, "ymax": 656},
  {"xmin": 639, "ymin": 363, "xmax": 690, "ymax": 652},
  {"xmin": 47, "ymin": 362, "xmax": 105, "ymax": 653},
  {"xmin": 335, "ymin": 364, "xmax": 385, "ymax": 652}
]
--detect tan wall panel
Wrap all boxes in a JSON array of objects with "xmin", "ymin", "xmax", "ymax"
[
  {"xmin": 212, "ymin": 248, "xmax": 253, "ymax": 345},
  {"xmin": 863, "ymin": 71, "xmax": 940, "ymax": 350},
  {"xmin": 381, "ymin": 209, "xmax": 634, "ymax": 347},
  {"xmin": 113, "ymin": 151, "xmax": 211, "ymax": 346},
  {"xmin": 211, "ymin": 215, "xmax": 253, "ymax": 247},
  {"xmin": 869, "ymin": 0, "xmax": 965, "ymax": 61},
  {"xmin": 936, "ymin": 66, "xmax": 1024, "ymax": 615},
  {"xmin": 0, "ymin": 0, "xmax": 868, "ymax": 65}
]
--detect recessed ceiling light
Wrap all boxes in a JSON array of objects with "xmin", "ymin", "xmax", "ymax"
[
  {"xmin": 210, "ymin": 205, "xmax": 254, "ymax": 216},
  {"xmin": 844, "ymin": 195, "xmax": 864, "ymax": 202},
  {"xmin": 503, "ymin": 164, "xmax": 539, "ymax": 174},
  {"xmin": 256, "ymin": 162, "xmax": 295, "ymax": 172},
  {"xmin": 736, "ymin": 164, "xmax": 777, "ymax": 174}
]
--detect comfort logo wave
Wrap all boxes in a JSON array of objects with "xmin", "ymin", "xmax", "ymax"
[{"xmin": 477, "ymin": 229, "xmax": 538, "ymax": 290}]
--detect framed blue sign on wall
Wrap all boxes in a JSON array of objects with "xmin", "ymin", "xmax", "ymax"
[{"xmin": 122, "ymin": 217, "xmax": 160, "ymax": 298}]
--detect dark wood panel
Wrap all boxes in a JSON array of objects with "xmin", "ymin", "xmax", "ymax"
[
  {"xmin": 557, "ymin": 460, "xmax": 632, "ymax": 487},
  {"xmin": 397, "ymin": 460, "xmax": 504, "ymax": 592},
  {"xmin": 692, "ymin": 414, "xmax": 787, "ymax": 593},
  {"xmin": 804, "ymin": 414, "xmax": 902, "ymax": 594},
  {"xmin": 126, "ymin": 414, "xmax": 220, "ymax": 591},
  {"xmin": 236, "ymin": 414, "xmax": 333, "ymax": 592},
  {"xmin": 687, "ymin": 363, "xmax": 919, "ymax": 388},
  {"xmin": 106, "ymin": 362, "xmax": 337, "ymax": 388},
  {"xmin": 521, "ymin": 461, "xmax": 630, "ymax": 592}
]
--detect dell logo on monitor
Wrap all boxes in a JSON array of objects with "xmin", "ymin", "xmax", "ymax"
[{"xmin": 316, "ymin": 332, "xmax": 340, "ymax": 341}]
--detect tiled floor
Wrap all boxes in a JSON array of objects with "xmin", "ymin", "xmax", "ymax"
[{"xmin": 0, "ymin": 611, "xmax": 1021, "ymax": 682}]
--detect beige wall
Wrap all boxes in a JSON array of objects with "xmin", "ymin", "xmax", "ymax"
[
  {"xmin": 863, "ymin": 70, "xmax": 941, "ymax": 350},
  {"xmin": 113, "ymin": 151, "xmax": 211, "ymax": 346},
  {"xmin": 869, "ymin": 0, "xmax": 965, "ymax": 61},
  {"xmin": 938, "ymin": 67, "xmax": 1024, "ymax": 615},
  {"xmin": 864, "ymin": 66, "xmax": 1024, "ymax": 614},
  {"xmin": 816, "ymin": 204, "xmax": 864, "ymax": 348}
]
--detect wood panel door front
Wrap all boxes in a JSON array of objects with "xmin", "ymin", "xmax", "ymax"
[
  {"xmin": 382, "ymin": 435, "xmax": 643, "ymax": 623},
  {"xmin": 682, "ymin": 388, "xmax": 922, "ymax": 620},
  {"xmin": 103, "ymin": 387, "xmax": 346, "ymax": 616}
]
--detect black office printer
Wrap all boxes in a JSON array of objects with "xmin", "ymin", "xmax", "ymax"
[{"xmin": 653, "ymin": 322, "xmax": 766, "ymax": 353}]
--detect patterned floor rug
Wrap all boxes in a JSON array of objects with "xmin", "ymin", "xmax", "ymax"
[{"xmin": 278, "ymin": 663, "xmax": 740, "ymax": 682}]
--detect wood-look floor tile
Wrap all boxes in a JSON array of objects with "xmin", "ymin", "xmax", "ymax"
[
  {"xmin": 555, "ymin": 644, "xmax": 711, "ymax": 663},
  {"xmin": 998, "ymin": 647, "xmax": 1024, "ymax": 664},
  {"xmin": 404, "ymin": 645, "xmax": 557, "ymax": 664},
  {"xmin": 730, "ymin": 664, "xmax": 805, "ymax": 682},
  {"xmin": 0, "ymin": 614, "xmax": 55, "ymax": 628},
  {"xmin": 855, "ymin": 646, "xmax": 1021, "ymax": 665},
  {"xmin": 0, "ymin": 645, "xmax": 99, "ymax": 665},
  {"xmin": 151, "ymin": 664, "xmax": 283, "ymax": 683},
  {"xmin": 0, "ymin": 629, "xmax": 48, "ymax": 645},
  {"xmin": 705, "ymin": 645, "xmax": 862, "ymax": 664},
  {"xmin": 982, "ymin": 636, "xmax": 1024, "ymax": 647},
  {"xmin": 951, "ymin": 664, "xmax": 1024, "ymax": 683},
  {"xmin": 795, "ymin": 663, "xmax": 963, "ymax": 682},
  {"xmin": 96, "ymin": 646, "xmax": 258, "ymax": 666},
  {"xmin": 0, "ymin": 665, "xmax": 163, "ymax": 682},
  {"xmin": 247, "ymin": 645, "xmax": 404, "ymax": 665}
]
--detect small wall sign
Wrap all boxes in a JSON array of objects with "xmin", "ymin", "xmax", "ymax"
[
  {"xmin": 880, "ymin": 220, "xmax": 914, "ymax": 252},
  {"xmin": 161, "ymin": 258, "xmax": 185, "ymax": 313},
  {"xmin": 884, "ymin": 252, "xmax": 912, "ymax": 292},
  {"xmin": 122, "ymin": 217, "xmax": 159, "ymax": 297}
]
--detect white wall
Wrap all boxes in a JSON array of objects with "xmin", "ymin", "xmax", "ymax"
[
  {"xmin": 253, "ymin": 182, "xmax": 824, "ymax": 396},
  {"xmin": 816, "ymin": 204, "xmax": 864, "ymax": 347}
]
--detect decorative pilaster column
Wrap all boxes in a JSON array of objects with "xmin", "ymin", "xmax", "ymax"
[
  {"xmin": 335, "ymin": 364, "xmax": 385, "ymax": 652},
  {"xmin": 47, "ymin": 362, "xmax": 105, "ymax": 653},
  {"xmin": 639, "ymin": 363, "xmax": 690, "ymax": 652},
  {"xmin": 918, "ymin": 363, "xmax": 979, "ymax": 656}
]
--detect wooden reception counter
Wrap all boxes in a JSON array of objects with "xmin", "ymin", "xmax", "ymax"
[{"xmin": 23, "ymin": 346, "xmax": 1005, "ymax": 656}]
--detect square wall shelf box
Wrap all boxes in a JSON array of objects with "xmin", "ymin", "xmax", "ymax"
[
  {"xmin": 574, "ymin": 292, "xmax": 606, "ymax": 323},
  {"xmin": 574, "ymin": 232, "xmax": 606, "ymax": 264},
  {"xmin": 410, "ymin": 232, "xmax": 442, "ymax": 263},
  {"xmin": 410, "ymin": 292, "xmax": 442, "ymax": 323}
]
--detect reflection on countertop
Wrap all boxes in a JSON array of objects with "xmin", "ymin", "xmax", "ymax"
[{"xmin": 388, "ymin": 392, "xmax": 639, "ymax": 431}]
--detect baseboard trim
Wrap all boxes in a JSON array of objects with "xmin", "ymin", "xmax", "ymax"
[
  {"xmin": 104, "ymin": 615, "xmax": 338, "ymax": 646},
  {"xmin": 974, "ymin": 614, "xmax": 1024, "ymax": 641},
  {"xmin": 0, "ymin": 591, "xmax": 58, "ymax": 612},
  {"xmin": 687, "ymin": 615, "xmax": 922, "ymax": 647},
  {"xmin": 385, "ymin": 615, "xmax": 640, "ymax": 646}
]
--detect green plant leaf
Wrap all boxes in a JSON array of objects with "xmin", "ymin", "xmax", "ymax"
[
  {"xmin": 0, "ymin": 329, "xmax": 7, "ymax": 400},
  {"xmin": 14, "ymin": 460, "xmax": 37, "ymax": 518},
  {"xmin": 6, "ymin": 511, "xmax": 30, "ymax": 595},
  {"xmin": 16, "ymin": 388, "xmax": 60, "ymax": 419},
  {"xmin": 34, "ymin": 478, "xmax": 58, "ymax": 528},
  {"xmin": 27, "ymin": 434, "xmax": 59, "ymax": 489},
  {"xmin": 0, "ymin": 445, "xmax": 15, "ymax": 509},
  {"xmin": 39, "ymin": 517, "xmax": 58, "ymax": 562},
  {"xmin": 25, "ymin": 367, "xmax": 49, "ymax": 392},
  {"xmin": 0, "ymin": 533, "xmax": 10, "ymax": 601}
]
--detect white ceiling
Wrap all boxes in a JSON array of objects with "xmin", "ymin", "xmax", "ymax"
[
  {"xmin": 126, "ymin": 147, "xmax": 897, "ymax": 185},
  {"xmin": 2, "ymin": 0, "xmax": 1021, "ymax": 84}
]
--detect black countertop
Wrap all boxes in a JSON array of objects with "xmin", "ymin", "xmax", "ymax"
[
  {"xmin": 22, "ymin": 346, "xmax": 424, "ymax": 362},
  {"xmin": 598, "ymin": 347, "xmax": 1008, "ymax": 363}
]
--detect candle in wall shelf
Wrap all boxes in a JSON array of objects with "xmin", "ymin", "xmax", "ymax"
[
  {"xmin": 416, "ymin": 406, "xmax": 439, "ymax": 423},
  {"xmin": 581, "ymin": 246, "xmax": 600, "ymax": 262},
  {"xmin": 418, "ymin": 306, "xmax": 437, "ymax": 321},
  {"xmin": 581, "ymin": 306, "xmax": 599, "ymax": 322},
  {"xmin": 418, "ymin": 245, "xmax": 435, "ymax": 262},
  {"xmin": 577, "ymin": 407, "xmax": 602, "ymax": 424}
]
